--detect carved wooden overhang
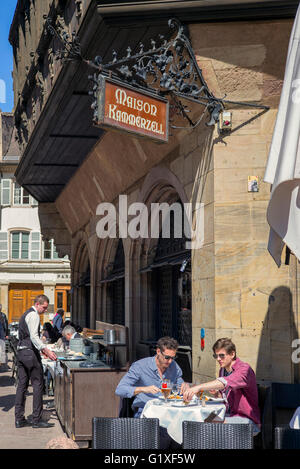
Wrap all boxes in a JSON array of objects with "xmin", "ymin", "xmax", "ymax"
[{"xmin": 97, "ymin": 0, "xmax": 299, "ymax": 26}]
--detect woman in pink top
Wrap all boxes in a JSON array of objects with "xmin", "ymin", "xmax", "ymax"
[{"xmin": 183, "ymin": 338, "xmax": 261, "ymax": 434}]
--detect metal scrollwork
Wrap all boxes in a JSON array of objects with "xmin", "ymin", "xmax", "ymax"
[
  {"xmin": 45, "ymin": 17, "xmax": 269, "ymax": 130},
  {"xmin": 87, "ymin": 18, "xmax": 224, "ymax": 128},
  {"xmin": 45, "ymin": 17, "xmax": 83, "ymax": 64}
]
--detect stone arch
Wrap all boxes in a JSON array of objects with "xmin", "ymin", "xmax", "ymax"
[
  {"xmin": 127, "ymin": 165, "xmax": 190, "ymax": 359},
  {"xmin": 94, "ymin": 219, "xmax": 127, "ymax": 325},
  {"xmin": 72, "ymin": 231, "xmax": 92, "ymax": 327}
]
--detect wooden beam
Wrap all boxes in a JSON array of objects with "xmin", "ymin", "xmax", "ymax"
[{"xmin": 49, "ymin": 134, "xmax": 100, "ymax": 139}]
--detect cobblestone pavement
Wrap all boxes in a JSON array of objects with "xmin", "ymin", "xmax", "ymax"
[{"xmin": 0, "ymin": 353, "xmax": 66, "ymax": 449}]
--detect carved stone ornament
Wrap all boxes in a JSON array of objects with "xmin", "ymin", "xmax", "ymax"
[
  {"xmin": 20, "ymin": 111, "xmax": 28, "ymax": 131},
  {"xmin": 36, "ymin": 70, "xmax": 45, "ymax": 93},
  {"xmin": 48, "ymin": 47, "xmax": 55, "ymax": 82},
  {"xmin": 75, "ymin": 1, "xmax": 83, "ymax": 20},
  {"xmin": 56, "ymin": 14, "xmax": 68, "ymax": 37},
  {"xmin": 31, "ymin": 96, "xmax": 37, "ymax": 124}
]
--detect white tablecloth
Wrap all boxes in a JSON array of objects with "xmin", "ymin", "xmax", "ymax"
[
  {"xmin": 141, "ymin": 398, "xmax": 226, "ymax": 444},
  {"xmin": 290, "ymin": 407, "xmax": 300, "ymax": 429},
  {"xmin": 42, "ymin": 359, "xmax": 63, "ymax": 378}
]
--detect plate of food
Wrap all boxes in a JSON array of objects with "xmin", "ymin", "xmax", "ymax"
[{"xmin": 167, "ymin": 394, "xmax": 183, "ymax": 401}]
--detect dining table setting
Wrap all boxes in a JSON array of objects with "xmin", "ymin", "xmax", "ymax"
[{"xmin": 141, "ymin": 379, "xmax": 227, "ymax": 445}]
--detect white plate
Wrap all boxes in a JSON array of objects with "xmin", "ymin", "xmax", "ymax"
[
  {"xmin": 206, "ymin": 398, "xmax": 225, "ymax": 403},
  {"xmin": 171, "ymin": 401, "xmax": 198, "ymax": 407}
]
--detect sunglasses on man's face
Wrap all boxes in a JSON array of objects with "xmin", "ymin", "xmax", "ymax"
[
  {"xmin": 213, "ymin": 353, "xmax": 226, "ymax": 359},
  {"xmin": 160, "ymin": 351, "xmax": 177, "ymax": 360}
]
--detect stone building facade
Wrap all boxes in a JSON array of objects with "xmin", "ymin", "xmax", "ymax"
[
  {"xmin": 9, "ymin": 0, "xmax": 300, "ymax": 384},
  {"xmin": 0, "ymin": 111, "xmax": 71, "ymax": 323}
]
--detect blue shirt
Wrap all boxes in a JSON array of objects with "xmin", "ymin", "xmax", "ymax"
[
  {"xmin": 115, "ymin": 356, "xmax": 184, "ymax": 417},
  {"xmin": 53, "ymin": 314, "xmax": 63, "ymax": 333}
]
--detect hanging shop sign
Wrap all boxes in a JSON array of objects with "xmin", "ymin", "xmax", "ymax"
[{"xmin": 95, "ymin": 76, "xmax": 169, "ymax": 143}]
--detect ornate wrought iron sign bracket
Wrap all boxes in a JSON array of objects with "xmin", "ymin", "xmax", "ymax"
[{"xmin": 46, "ymin": 17, "xmax": 269, "ymax": 137}]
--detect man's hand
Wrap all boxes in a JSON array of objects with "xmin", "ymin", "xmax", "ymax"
[
  {"xmin": 209, "ymin": 389, "xmax": 221, "ymax": 397},
  {"xmin": 134, "ymin": 385, "xmax": 160, "ymax": 395},
  {"xmin": 42, "ymin": 348, "xmax": 57, "ymax": 361}
]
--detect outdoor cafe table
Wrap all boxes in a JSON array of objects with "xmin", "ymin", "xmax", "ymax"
[{"xmin": 141, "ymin": 397, "xmax": 226, "ymax": 444}]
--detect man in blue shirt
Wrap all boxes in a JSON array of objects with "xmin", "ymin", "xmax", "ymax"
[
  {"xmin": 52, "ymin": 309, "xmax": 64, "ymax": 335},
  {"xmin": 115, "ymin": 336, "xmax": 189, "ymax": 448}
]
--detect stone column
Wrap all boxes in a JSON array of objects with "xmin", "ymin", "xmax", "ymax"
[
  {"xmin": 43, "ymin": 282, "xmax": 56, "ymax": 323},
  {"xmin": 0, "ymin": 283, "xmax": 9, "ymax": 316}
]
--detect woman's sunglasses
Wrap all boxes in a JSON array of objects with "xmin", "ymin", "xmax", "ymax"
[{"xmin": 213, "ymin": 353, "xmax": 226, "ymax": 359}]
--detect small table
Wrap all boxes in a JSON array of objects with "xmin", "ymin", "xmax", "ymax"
[{"xmin": 141, "ymin": 398, "xmax": 226, "ymax": 444}]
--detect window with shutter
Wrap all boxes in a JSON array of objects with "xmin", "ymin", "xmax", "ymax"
[
  {"xmin": 1, "ymin": 180, "xmax": 11, "ymax": 206},
  {"xmin": 31, "ymin": 232, "xmax": 40, "ymax": 260},
  {"xmin": 13, "ymin": 183, "xmax": 30, "ymax": 205},
  {"xmin": 0, "ymin": 232, "xmax": 8, "ymax": 260},
  {"xmin": 11, "ymin": 231, "xmax": 30, "ymax": 260},
  {"xmin": 43, "ymin": 239, "xmax": 59, "ymax": 259}
]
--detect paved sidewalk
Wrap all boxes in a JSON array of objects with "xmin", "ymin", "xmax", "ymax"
[{"xmin": 0, "ymin": 354, "xmax": 66, "ymax": 449}]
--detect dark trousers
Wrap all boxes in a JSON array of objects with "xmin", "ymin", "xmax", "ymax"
[
  {"xmin": 15, "ymin": 348, "xmax": 44, "ymax": 424},
  {"xmin": 159, "ymin": 426, "xmax": 182, "ymax": 450}
]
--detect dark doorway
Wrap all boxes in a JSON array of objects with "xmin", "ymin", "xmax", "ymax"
[
  {"xmin": 152, "ymin": 201, "xmax": 192, "ymax": 346},
  {"xmin": 107, "ymin": 239, "xmax": 125, "ymax": 325}
]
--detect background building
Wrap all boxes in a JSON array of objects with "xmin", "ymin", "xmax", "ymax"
[
  {"xmin": 0, "ymin": 111, "xmax": 71, "ymax": 323},
  {"xmin": 8, "ymin": 0, "xmax": 300, "ymax": 384}
]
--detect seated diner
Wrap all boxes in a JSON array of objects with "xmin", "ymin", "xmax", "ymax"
[
  {"xmin": 183, "ymin": 337, "xmax": 261, "ymax": 435},
  {"xmin": 115, "ymin": 336, "xmax": 190, "ymax": 448}
]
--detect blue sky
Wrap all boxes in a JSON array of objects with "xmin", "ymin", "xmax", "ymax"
[{"xmin": 0, "ymin": 1, "xmax": 18, "ymax": 112}]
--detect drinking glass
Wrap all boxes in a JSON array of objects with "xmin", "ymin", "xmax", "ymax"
[
  {"xmin": 161, "ymin": 379, "xmax": 171, "ymax": 403},
  {"xmin": 196, "ymin": 390, "xmax": 204, "ymax": 405},
  {"xmin": 172, "ymin": 384, "xmax": 182, "ymax": 398}
]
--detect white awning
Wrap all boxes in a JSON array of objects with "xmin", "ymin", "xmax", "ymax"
[{"xmin": 264, "ymin": 4, "xmax": 300, "ymax": 267}]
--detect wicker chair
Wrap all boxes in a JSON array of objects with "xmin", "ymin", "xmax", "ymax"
[
  {"xmin": 275, "ymin": 426, "xmax": 300, "ymax": 449},
  {"xmin": 182, "ymin": 422, "xmax": 253, "ymax": 449},
  {"xmin": 92, "ymin": 417, "xmax": 160, "ymax": 449},
  {"xmin": 263, "ymin": 383, "xmax": 300, "ymax": 448}
]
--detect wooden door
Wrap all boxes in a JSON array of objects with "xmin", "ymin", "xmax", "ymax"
[
  {"xmin": 55, "ymin": 285, "xmax": 71, "ymax": 313},
  {"xmin": 9, "ymin": 284, "xmax": 44, "ymax": 323}
]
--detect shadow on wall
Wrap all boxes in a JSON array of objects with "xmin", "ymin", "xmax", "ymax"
[{"xmin": 256, "ymin": 286, "xmax": 299, "ymax": 384}]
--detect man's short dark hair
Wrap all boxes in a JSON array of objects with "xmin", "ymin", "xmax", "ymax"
[
  {"xmin": 34, "ymin": 294, "xmax": 49, "ymax": 305},
  {"xmin": 213, "ymin": 337, "xmax": 236, "ymax": 358},
  {"xmin": 156, "ymin": 336, "xmax": 178, "ymax": 352},
  {"xmin": 56, "ymin": 308, "xmax": 64, "ymax": 316}
]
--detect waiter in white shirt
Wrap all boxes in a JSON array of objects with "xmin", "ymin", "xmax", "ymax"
[{"xmin": 14, "ymin": 294, "xmax": 57, "ymax": 428}]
